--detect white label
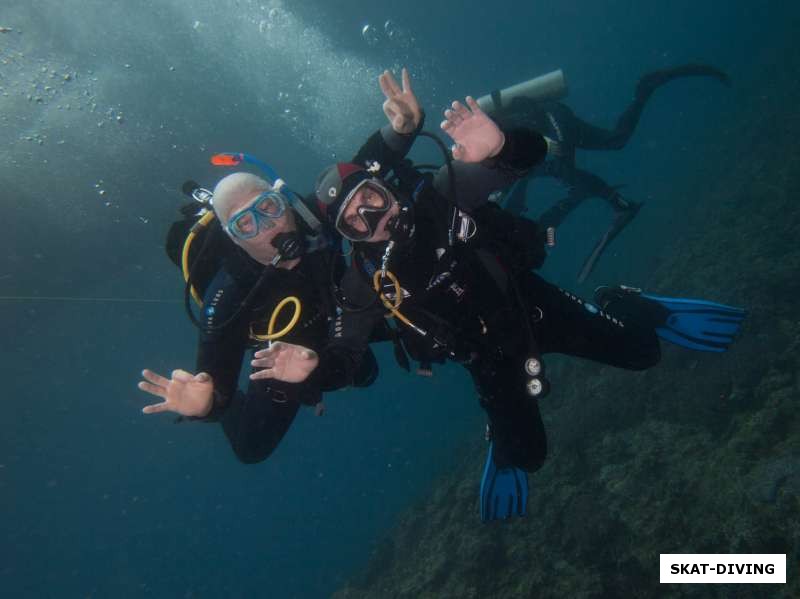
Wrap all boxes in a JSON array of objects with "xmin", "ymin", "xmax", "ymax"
[{"xmin": 660, "ymin": 554, "xmax": 786, "ymax": 584}]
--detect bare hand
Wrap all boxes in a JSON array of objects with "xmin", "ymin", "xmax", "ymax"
[
  {"xmin": 440, "ymin": 96, "xmax": 505, "ymax": 162},
  {"xmin": 138, "ymin": 368, "xmax": 214, "ymax": 417},
  {"xmin": 250, "ymin": 341, "xmax": 319, "ymax": 383},
  {"xmin": 379, "ymin": 67, "xmax": 422, "ymax": 134}
]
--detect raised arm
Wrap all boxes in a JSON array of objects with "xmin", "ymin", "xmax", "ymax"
[
  {"xmin": 351, "ymin": 68, "xmax": 425, "ymax": 174},
  {"xmin": 434, "ymin": 96, "xmax": 549, "ymax": 212}
]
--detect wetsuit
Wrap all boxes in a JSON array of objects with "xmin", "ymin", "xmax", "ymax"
[
  {"xmin": 316, "ymin": 125, "xmax": 661, "ymax": 472},
  {"xmin": 193, "ymin": 242, "xmax": 377, "ymax": 464},
  {"xmin": 494, "ymin": 64, "xmax": 730, "ymax": 281},
  {"xmin": 196, "ymin": 246, "xmax": 328, "ymax": 463},
  {"xmin": 167, "ymin": 127, "xmax": 428, "ymax": 463}
]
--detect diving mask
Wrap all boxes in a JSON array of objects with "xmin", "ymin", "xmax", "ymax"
[
  {"xmin": 334, "ymin": 179, "xmax": 394, "ymax": 242},
  {"xmin": 226, "ymin": 191, "xmax": 287, "ymax": 241}
]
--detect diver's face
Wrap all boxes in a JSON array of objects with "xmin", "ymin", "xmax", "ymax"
[
  {"xmin": 339, "ymin": 185, "xmax": 399, "ymax": 243},
  {"xmin": 224, "ymin": 190, "xmax": 297, "ymax": 265}
]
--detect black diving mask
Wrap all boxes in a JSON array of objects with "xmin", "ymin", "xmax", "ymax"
[{"xmin": 334, "ymin": 179, "xmax": 394, "ymax": 242}]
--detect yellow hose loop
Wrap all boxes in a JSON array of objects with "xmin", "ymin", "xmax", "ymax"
[
  {"xmin": 372, "ymin": 269, "xmax": 419, "ymax": 329},
  {"xmin": 372, "ymin": 269, "xmax": 402, "ymax": 309},
  {"xmin": 250, "ymin": 296, "xmax": 302, "ymax": 342},
  {"xmin": 181, "ymin": 211, "xmax": 217, "ymax": 306}
]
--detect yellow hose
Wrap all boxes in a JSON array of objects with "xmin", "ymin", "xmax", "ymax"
[
  {"xmin": 250, "ymin": 296, "xmax": 302, "ymax": 342},
  {"xmin": 181, "ymin": 211, "xmax": 301, "ymax": 341},
  {"xmin": 181, "ymin": 211, "xmax": 216, "ymax": 306},
  {"xmin": 372, "ymin": 269, "xmax": 420, "ymax": 331}
]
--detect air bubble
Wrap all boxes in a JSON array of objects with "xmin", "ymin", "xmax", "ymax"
[{"xmin": 361, "ymin": 24, "xmax": 379, "ymax": 46}]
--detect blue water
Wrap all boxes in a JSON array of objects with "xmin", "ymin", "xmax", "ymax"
[{"xmin": 1, "ymin": 1, "xmax": 796, "ymax": 597}]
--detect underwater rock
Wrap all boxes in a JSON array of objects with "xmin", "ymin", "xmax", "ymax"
[{"xmin": 747, "ymin": 454, "xmax": 800, "ymax": 504}]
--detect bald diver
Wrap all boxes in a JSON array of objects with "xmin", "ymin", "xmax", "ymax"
[{"xmin": 138, "ymin": 165, "xmax": 378, "ymax": 464}]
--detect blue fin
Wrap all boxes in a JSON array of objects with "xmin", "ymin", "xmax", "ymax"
[
  {"xmin": 642, "ymin": 293, "xmax": 747, "ymax": 353},
  {"xmin": 480, "ymin": 442, "xmax": 528, "ymax": 522}
]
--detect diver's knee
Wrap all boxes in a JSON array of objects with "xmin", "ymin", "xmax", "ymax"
[
  {"xmin": 514, "ymin": 433, "xmax": 548, "ymax": 472},
  {"xmin": 234, "ymin": 452, "xmax": 266, "ymax": 465},
  {"xmin": 518, "ymin": 452, "xmax": 547, "ymax": 473},
  {"xmin": 515, "ymin": 440, "xmax": 547, "ymax": 472},
  {"xmin": 233, "ymin": 450, "xmax": 268, "ymax": 465},
  {"xmin": 231, "ymin": 441, "xmax": 275, "ymax": 465},
  {"xmin": 603, "ymin": 136, "xmax": 627, "ymax": 150}
]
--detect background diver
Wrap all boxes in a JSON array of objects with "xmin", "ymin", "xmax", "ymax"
[
  {"xmin": 484, "ymin": 63, "xmax": 730, "ymax": 282},
  {"xmin": 247, "ymin": 68, "xmax": 746, "ymax": 522}
]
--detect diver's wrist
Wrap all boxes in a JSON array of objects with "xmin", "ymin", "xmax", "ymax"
[
  {"xmin": 196, "ymin": 388, "xmax": 228, "ymax": 421},
  {"xmin": 488, "ymin": 131, "xmax": 506, "ymax": 158}
]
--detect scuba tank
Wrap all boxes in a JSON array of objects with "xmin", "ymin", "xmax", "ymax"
[
  {"xmin": 476, "ymin": 69, "xmax": 568, "ymax": 115},
  {"xmin": 165, "ymin": 180, "xmax": 232, "ymax": 300}
]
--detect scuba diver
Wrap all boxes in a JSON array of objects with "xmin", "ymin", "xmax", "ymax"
[
  {"xmin": 137, "ymin": 164, "xmax": 378, "ymax": 464},
  {"xmin": 482, "ymin": 63, "xmax": 731, "ymax": 282},
  {"xmin": 246, "ymin": 67, "xmax": 746, "ymax": 521},
  {"xmin": 135, "ymin": 64, "xmax": 484, "ymax": 462}
]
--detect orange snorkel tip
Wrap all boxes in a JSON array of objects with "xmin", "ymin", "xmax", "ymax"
[{"xmin": 210, "ymin": 153, "xmax": 243, "ymax": 166}]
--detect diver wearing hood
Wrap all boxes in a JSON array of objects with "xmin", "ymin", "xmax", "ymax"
[
  {"xmin": 248, "ymin": 67, "xmax": 745, "ymax": 522},
  {"xmin": 318, "ymin": 162, "xmax": 417, "ymax": 245}
]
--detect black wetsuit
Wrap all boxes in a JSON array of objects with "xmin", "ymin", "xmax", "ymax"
[
  {"xmin": 196, "ymin": 247, "xmax": 328, "ymax": 463},
  {"xmin": 194, "ymin": 244, "xmax": 376, "ymax": 464},
  {"xmin": 317, "ymin": 125, "xmax": 661, "ymax": 472},
  {"xmin": 173, "ymin": 128, "xmax": 432, "ymax": 463},
  {"xmin": 494, "ymin": 64, "xmax": 730, "ymax": 281}
]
